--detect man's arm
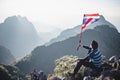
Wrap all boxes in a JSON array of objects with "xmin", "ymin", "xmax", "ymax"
[
  {"xmin": 83, "ymin": 45, "xmax": 91, "ymax": 50},
  {"xmin": 83, "ymin": 45, "xmax": 92, "ymax": 54},
  {"xmin": 84, "ymin": 55, "xmax": 90, "ymax": 61},
  {"xmin": 77, "ymin": 56, "xmax": 90, "ymax": 62}
]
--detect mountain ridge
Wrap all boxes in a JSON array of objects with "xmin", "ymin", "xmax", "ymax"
[
  {"xmin": 45, "ymin": 15, "xmax": 116, "ymax": 46},
  {"xmin": 15, "ymin": 25, "xmax": 120, "ymax": 74},
  {"xmin": 0, "ymin": 45, "xmax": 15, "ymax": 65}
]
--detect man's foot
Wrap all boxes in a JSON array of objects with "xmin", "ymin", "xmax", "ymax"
[
  {"xmin": 68, "ymin": 72, "xmax": 75, "ymax": 80},
  {"xmin": 68, "ymin": 72, "xmax": 75, "ymax": 76}
]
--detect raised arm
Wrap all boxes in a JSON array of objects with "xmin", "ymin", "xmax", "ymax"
[
  {"xmin": 83, "ymin": 45, "xmax": 91, "ymax": 49},
  {"xmin": 83, "ymin": 45, "xmax": 92, "ymax": 54}
]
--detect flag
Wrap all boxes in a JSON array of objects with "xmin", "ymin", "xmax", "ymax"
[
  {"xmin": 82, "ymin": 13, "xmax": 100, "ymax": 30},
  {"xmin": 77, "ymin": 13, "xmax": 100, "ymax": 51}
]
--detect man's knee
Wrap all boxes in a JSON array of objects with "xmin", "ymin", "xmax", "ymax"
[{"xmin": 77, "ymin": 59, "xmax": 85, "ymax": 65}]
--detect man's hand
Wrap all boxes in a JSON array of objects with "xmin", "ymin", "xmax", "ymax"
[
  {"xmin": 77, "ymin": 44, "xmax": 83, "ymax": 51},
  {"xmin": 75, "ymin": 58, "xmax": 80, "ymax": 62},
  {"xmin": 75, "ymin": 58, "xmax": 84, "ymax": 62}
]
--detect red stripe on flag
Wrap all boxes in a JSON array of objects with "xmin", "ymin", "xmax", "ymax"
[
  {"xmin": 84, "ymin": 13, "xmax": 99, "ymax": 17},
  {"xmin": 82, "ymin": 18, "xmax": 93, "ymax": 29}
]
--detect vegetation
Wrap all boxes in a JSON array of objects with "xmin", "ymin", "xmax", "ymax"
[
  {"xmin": 1, "ymin": 55, "xmax": 120, "ymax": 80},
  {"xmin": 48, "ymin": 55, "xmax": 86, "ymax": 80},
  {"xmin": 0, "ymin": 64, "xmax": 25, "ymax": 80},
  {"xmin": 54, "ymin": 55, "xmax": 78, "ymax": 78}
]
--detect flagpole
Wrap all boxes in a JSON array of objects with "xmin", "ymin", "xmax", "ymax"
[{"xmin": 77, "ymin": 27, "xmax": 83, "ymax": 51}]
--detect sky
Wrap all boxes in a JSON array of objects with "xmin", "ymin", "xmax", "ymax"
[{"xmin": 0, "ymin": 0, "xmax": 120, "ymax": 32}]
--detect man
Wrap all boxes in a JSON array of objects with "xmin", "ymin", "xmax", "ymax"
[{"xmin": 69, "ymin": 40, "xmax": 102, "ymax": 76}]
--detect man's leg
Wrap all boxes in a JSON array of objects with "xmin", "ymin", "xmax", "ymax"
[
  {"xmin": 73, "ymin": 59, "xmax": 85, "ymax": 75},
  {"xmin": 73, "ymin": 60, "xmax": 95, "ymax": 75}
]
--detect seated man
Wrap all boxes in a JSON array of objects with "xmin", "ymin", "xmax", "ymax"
[{"xmin": 69, "ymin": 40, "xmax": 102, "ymax": 76}]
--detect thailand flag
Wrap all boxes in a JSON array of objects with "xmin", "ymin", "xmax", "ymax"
[{"xmin": 82, "ymin": 13, "xmax": 100, "ymax": 30}]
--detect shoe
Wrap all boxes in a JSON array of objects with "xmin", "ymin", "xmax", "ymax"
[
  {"xmin": 68, "ymin": 72, "xmax": 74, "ymax": 76},
  {"xmin": 68, "ymin": 72, "xmax": 75, "ymax": 80}
]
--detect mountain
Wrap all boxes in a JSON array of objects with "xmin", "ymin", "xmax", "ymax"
[
  {"xmin": 0, "ymin": 15, "xmax": 40, "ymax": 58},
  {"xmin": 45, "ymin": 15, "xmax": 116, "ymax": 46},
  {"xmin": 38, "ymin": 28, "xmax": 62, "ymax": 45},
  {"xmin": 0, "ymin": 45, "xmax": 15, "ymax": 65},
  {"xmin": 15, "ymin": 25, "xmax": 120, "ymax": 74}
]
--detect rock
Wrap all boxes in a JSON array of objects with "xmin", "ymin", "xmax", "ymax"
[
  {"xmin": 53, "ymin": 76, "xmax": 61, "ymax": 80},
  {"xmin": 83, "ymin": 76, "xmax": 92, "ymax": 80},
  {"xmin": 30, "ymin": 69, "xmax": 47, "ymax": 80},
  {"xmin": 109, "ymin": 56, "xmax": 117, "ymax": 63}
]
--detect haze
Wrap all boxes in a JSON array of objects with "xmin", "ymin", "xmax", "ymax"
[{"xmin": 0, "ymin": 0, "xmax": 120, "ymax": 32}]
